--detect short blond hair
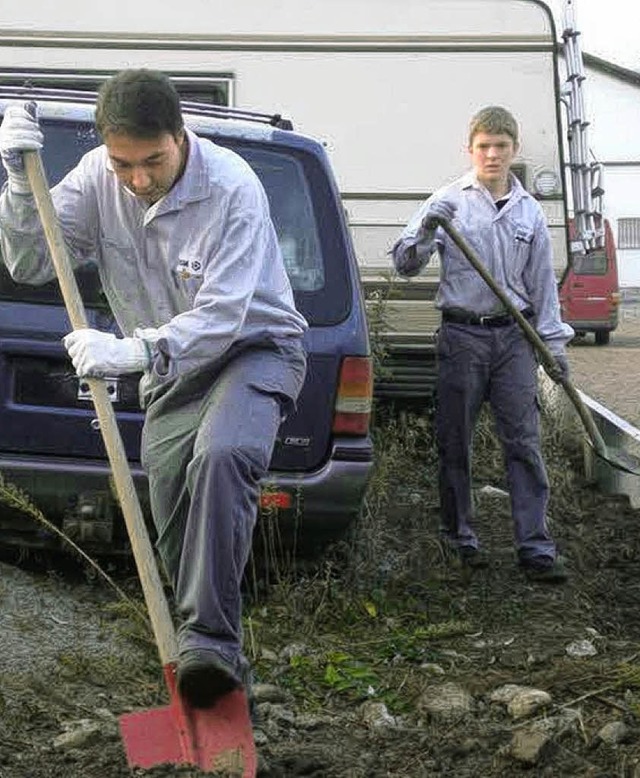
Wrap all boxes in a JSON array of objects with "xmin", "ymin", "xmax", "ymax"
[{"xmin": 468, "ymin": 106, "xmax": 519, "ymax": 146}]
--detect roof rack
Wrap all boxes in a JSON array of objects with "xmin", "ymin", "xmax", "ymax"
[
  {"xmin": 0, "ymin": 83, "xmax": 294, "ymax": 130},
  {"xmin": 180, "ymin": 99, "xmax": 293, "ymax": 130}
]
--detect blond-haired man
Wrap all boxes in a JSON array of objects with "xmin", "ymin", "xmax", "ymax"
[{"xmin": 392, "ymin": 106, "xmax": 573, "ymax": 582}]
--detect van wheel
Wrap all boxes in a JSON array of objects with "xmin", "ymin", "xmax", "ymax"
[{"xmin": 595, "ymin": 330, "xmax": 610, "ymax": 346}]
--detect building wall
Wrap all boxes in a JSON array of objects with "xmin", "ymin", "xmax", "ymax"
[
  {"xmin": 599, "ymin": 167, "xmax": 640, "ymax": 286},
  {"xmin": 571, "ymin": 62, "xmax": 640, "ymax": 288}
]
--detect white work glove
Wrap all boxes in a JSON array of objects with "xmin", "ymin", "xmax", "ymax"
[
  {"xmin": 63, "ymin": 329, "xmax": 152, "ymax": 378},
  {"xmin": 421, "ymin": 199, "xmax": 457, "ymax": 232},
  {"xmin": 0, "ymin": 102, "xmax": 44, "ymax": 195}
]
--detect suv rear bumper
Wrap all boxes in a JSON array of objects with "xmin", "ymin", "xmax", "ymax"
[
  {"xmin": 569, "ymin": 317, "xmax": 618, "ymax": 332},
  {"xmin": 565, "ymin": 307, "xmax": 620, "ymax": 333},
  {"xmin": 0, "ymin": 438, "xmax": 374, "ymax": 552},
  {"xmin": 265, "ymin": 437, "xmax": 374, "ymax": 546}
]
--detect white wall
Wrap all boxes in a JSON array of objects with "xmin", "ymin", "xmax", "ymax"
[
  {"xmin": 0, "ymin": 0, "xmax": 552, "ymax": 37},
  {"xmin": 569, "ymin": 60, "xmax": 640, "ymax": 287},
  {"xmin": 0, "ymin": 1, "xmax": 568, "ymax": 274},
  {"xmin": 582, "ymin": 68, "xmax": 640, "ymax": 161},
  {"xmin": 603, "ymin": 167, "xmax": 640, "ymax": 286}
]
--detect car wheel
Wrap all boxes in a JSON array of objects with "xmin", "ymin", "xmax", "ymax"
[{"xmin": 595, "ymin": 330, "xmax": 610, "ymax": 346}]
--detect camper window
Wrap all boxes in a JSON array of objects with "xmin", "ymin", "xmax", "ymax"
[{"xmin": 0, "ymin": 69, "xmax": 232, "ymax": 106}]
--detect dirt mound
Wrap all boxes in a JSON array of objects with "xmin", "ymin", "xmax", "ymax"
[{"xmin": 1, "ymin": 392, "xmax": 640, "ymax": 777}]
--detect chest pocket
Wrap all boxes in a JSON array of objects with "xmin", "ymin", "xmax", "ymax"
[
  {"xmin": 173, "ymin": 253, "xmax": 205, "ymax": 306},
  {"xmin": 99, "ymin": 238, "xmax": 142, "ymax": 310},
  {"xmin": 512, "ymin": 225, "xmax": 534, "ymax": 273}
]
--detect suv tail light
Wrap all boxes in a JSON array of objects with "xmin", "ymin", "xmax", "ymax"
[{"xmin": 332, "ymin": 356, "xmax": 373, "ymax": 435}]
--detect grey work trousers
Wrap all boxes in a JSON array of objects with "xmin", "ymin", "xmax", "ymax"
[
  {"xmin": 436, "ymin": 321, "xmax": 556, "ymax": 561},
  {"xmin": 140, "ymin": 337, "xmax": 307, "ymax": 671}
]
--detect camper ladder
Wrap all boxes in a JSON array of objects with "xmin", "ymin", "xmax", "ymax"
[{"xmin": 561, "ymin": 0, "xmax": 604, "ymax": 251}]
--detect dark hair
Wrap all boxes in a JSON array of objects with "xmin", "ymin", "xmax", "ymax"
[
  {"xmin": 468, "ymin": 105, "xmax": 519, "ymax": 146},
  {"xmin": 95, "ymin": 69, "xmax": 184, "ymax": 139}
]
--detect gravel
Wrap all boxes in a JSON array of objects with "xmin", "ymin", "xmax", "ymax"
[{"xmin": 0, "ymin": 559, "xmax": 144, "ymax": 677}]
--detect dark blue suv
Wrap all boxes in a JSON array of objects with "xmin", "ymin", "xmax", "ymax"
[{"xmin": 0, "ymin": 87, "xmax": 374, "ymax": 553}]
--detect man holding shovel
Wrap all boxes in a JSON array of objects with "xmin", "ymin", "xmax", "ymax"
[
  {"xmin": 392, "ymin": 105, "xmax": 573, "ymax": 583},
  {"xmin": 0, "ymin": 69, "xmax": 307, "ymax": 707}
]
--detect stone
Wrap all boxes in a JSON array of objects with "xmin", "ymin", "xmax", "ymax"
[
  {"xmin": 597, "ymin": 720, "xmax": 629, "ymax": 746},
  {"xmin": 418, "ymin": 682, "xmax": 474, "ymax": 720},
  {"xmin": 507, "ymin": 689, "xmax": 552, "ymax": 719},
  {"xmin": 360, "ymin": 700, "xmax": 397, "ymax": 729}
]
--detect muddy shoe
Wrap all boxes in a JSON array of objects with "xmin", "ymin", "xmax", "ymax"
[
  {"xmin": 177, "ymin": 649, "xmax": 241, "ymax": 709},
  {"xmin": 237, "ymin": 659, "xmax": 259, "ymax": 725},
  {"xmin": 458, "ymin": 546, "xmax": 490, "ymax": 569},
  {"xmin": 520, "ymin": 555, "xmax": 568, "ymax": 583}
]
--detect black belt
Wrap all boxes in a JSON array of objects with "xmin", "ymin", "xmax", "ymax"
[{"xmin": 442, "ymin": 308, "xmax": 534, "ymax": 327}]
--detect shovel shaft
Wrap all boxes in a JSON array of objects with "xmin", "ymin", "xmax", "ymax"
[
  {"xmin": 23, "ymin": 150, "xmax": 178, "ymax": 664},
  {"xmin": 431, "ymin": 216, "xmax": 608, "ymax": 458}
]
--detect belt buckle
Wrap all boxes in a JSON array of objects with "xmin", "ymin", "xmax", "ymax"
[{"xmin": 479, "ymin": 314, "xmax": 493, "ymax": 326}]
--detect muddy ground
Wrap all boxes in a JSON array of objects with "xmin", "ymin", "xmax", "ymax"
[{"xmin": 1, "ymin": 302, "xmax": 640, "ymax": 778}]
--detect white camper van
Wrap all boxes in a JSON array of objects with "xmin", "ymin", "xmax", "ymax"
[{"xmin": 0, "ymin": 0, "xmax": 569, "ymax": 397}]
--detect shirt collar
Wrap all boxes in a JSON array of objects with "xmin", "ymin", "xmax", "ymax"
[
  {"xmin": 163, "ymin": 128, "xmax": 211, "ymax": 207},
  {"xmin": 461, "ymin": 170, "xmax": 529, "ymax": 202}
]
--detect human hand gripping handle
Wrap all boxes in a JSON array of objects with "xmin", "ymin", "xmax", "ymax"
[
  {"xmin": 63, "ymin": 329, "xmax": 152, "ymax": 377},
  {"xmin": 421, "ymin": 199, "xmax": 457, "ymax": 233},
  {"xmin": 547, "ymin": 353, "xmax": 570, "ymax": 383},
  {"xmin": 0, "ymin": 102, "xmax": 44, "ymax": 194}
]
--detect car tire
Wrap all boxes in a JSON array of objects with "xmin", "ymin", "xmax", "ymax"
[{"xmin": 595, "ymin": 330, "xmax": 610, "ymax": 346}]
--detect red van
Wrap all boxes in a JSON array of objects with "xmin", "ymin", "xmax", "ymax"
[{"xmin": 559, "ymin": 217, "xmax": 620, "ymax": 345}]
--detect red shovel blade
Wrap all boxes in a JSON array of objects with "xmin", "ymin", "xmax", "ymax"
[{"xmin": 119, "ymin": 663, "xmax": 257, "ymax": 776}]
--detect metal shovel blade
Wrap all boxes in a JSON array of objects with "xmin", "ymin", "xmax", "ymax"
[
  {"xmin": 592, "ymin": 446, "xmax": 640, "ymax": 478},
  {"xmin": 119, "ymin": 663, "xmax": 256, "ymax": 775}
]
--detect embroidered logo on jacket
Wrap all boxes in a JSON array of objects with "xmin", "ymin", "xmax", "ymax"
[{"xmin": 176, "ymin": 256, "xmax": 203, "ymax": 280}]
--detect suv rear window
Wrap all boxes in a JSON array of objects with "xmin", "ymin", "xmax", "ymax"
[
  {"xmin": 230, "ymin": 145, "xmax": 325, "ymax": 293},
  {"xmin": 0, "ymin": 117, "xmax": 351, "ymax": 325}
]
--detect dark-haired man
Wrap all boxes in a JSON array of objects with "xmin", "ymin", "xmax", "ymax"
[
  {"xmin": 0, "ymin": 69, "xmax": 307, "ymax": 705},
  {"xmin": 392, "ymin": 105, "xmax": 573, "ymax": 583}
]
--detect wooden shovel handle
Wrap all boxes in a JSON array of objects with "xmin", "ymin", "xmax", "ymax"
[{"xmin": 23, "ymin": 150, "xmax": 178, "ymax": 664}]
